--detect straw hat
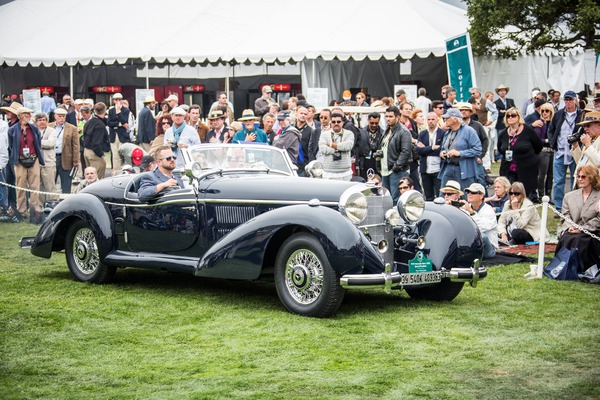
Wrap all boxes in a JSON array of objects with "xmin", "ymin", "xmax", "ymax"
[
  {"xmin": 495, "ymin": 84, "xmax": 510, "ymax": 94},
  {"xmin": 238, "ymin": 109, "xmax": 259, "ymax": 121},
  {"xmin": 577, "ymin": 111, "xmax": 600, "ymax": 126},
  {"xmin": 142, "ymin": 96, "xmax": 156, "ymax": 104},
  {"xmin": 440, "ymin": 180, "xmax": 464, "ymax": 196},
  {"xmin": 0, "ymin": 102, "xmax": 23, "ymax": 115}
]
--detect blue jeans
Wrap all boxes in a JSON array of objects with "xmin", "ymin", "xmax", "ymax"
[
  {"xmin": 476, "ymin": 162, "xmax": 487, "ymax": 187},
  {"xmin": 55, "ymin": 154, "xmax": 72, "ymax": 194},
  {"xmin": 552, "ymin": 155, "xmax": 575, "ymax": 211},
  {"xmin": 482, "ymin": 235, "xmax": 497, "ymax": 259},
  {"xmin": 439, "ymin": 164, "xmax": 475, "ymax": 199},
  {"xmin": 389, "ymin": 170, "xmax": 409, "ymax": 204}
]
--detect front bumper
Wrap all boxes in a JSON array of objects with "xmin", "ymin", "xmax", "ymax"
[{"xmin": 340, "ymin": 259, "xmax": 487, "ymax": 292}]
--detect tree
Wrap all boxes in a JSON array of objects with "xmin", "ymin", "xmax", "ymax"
[{"xmin": 465, "ymin": 0, "xmax": 600, "ymax": 59}]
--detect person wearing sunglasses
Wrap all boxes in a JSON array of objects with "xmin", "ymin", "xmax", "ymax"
[
  {"xmin": 549, "ymin": 90, "xmax": 583, "ymax": 213},
  {"xmin": 555, "ymin": 164, "xmax": 600, "ymax": 270},
  {"xmin": 163, "ymin": 107, "xmax": 201, "ymax": 168},
  {"xmin": 137, "ymin": 145, "xmax": 184, "ymax": 202},
  {"xmin": 525, "ymin": 101, "xmax": 555, "ymax": 201},
  {"xmin": 498, "ymin": 181, "xmax": 548, "ymax": 245},
  {"xmin": 318, "ymin": 112, "xmax": 355, "ymax": 181},
  {"xmin": 462, "ymin": 182, "xmax": 498, "ymax": 258},
  {"xmin": 572, "ymin": 111, "xmax": 600, "ymax": 170},
  {"xmin": 497, "ymin": 107, "xmax": 543, "ymax": 202},
  {"xmin": 398, "ymin": 177, "xmax": 414, "ymax": 196}
]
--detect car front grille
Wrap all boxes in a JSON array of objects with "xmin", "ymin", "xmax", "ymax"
[{"xmin": 359, "ymin": 189, "xmax": 395, "ymax": 266}]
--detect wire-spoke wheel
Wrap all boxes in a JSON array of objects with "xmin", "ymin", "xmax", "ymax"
[
  {"xmin": 65, "ymin": 220, "xmax": 116, "ymax": 283},
  {"xmin": 275, "ymin": 233, "xmax": 344, "ymax": 317}
]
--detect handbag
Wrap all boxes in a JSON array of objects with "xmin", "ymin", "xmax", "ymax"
[
  {"xmin": 18, "ymin": 156, "xmax": 37, "ymax": 168},
  {"xmin": 544, "ymin": 247, "xmax": 582, "ymax": 281}
]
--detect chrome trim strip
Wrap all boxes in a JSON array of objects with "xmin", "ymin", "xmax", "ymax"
[{"xmin": 106, "ymin": 198, "xmax": 339, "ymax": 208}]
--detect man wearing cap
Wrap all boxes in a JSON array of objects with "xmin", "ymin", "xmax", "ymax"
[
  {"xmin": 592, "ymin": 90, "xmax": 600, "ymax": 112},
  {"xmin": 232, "ymin": 110, "xmax": 268, "ymax": 144},
  {"xmin": 49, "ymin": 107, "xmax": 79, "ymax": 194},
  {"xmin": 549, "ymin": 90, "xmax": 582, "ymax": 211},
  {"xmin": 461, "ymin": 183, "xmax": 498, "ymax": 259},
  {"xmin": 140, "ymin": 155, "xmax": 156, "ymax": 172},
  {"xmin": 394, "ymin": 89, "xmax": 412, "ymax": 108},
  {"xmin": 137, "ymin": 146, "xmax": 184, "ymax": 202},
  {"xmin": 521, "ymin": 88, "xmax": 541, "ymax": 117},
  {"xmin": 273, "ymin": 111, "xmax": 302, "ymax": 165},
  {"xmin": 163, "ymin": 107, "xmax": 200, "ymax": 168},
  {"xmin": 189, "ymin": 104, "xmax": 209, "ymax": 143},
  {"xmin": 458, "ymin": 102, "xmax": 490, "ymax": 184},
  {"xmin": 438, "ymin": 108, "xmax": 482, "ymax": 196},
  {"xmin": 572, "ymin": 111, "xmax": 600, "ymax": 169},
  {"xmin": 118, "ymin": 142, "xmax": 147, "ymax": 170},
  {"xmin": 255, "ymin": 86, "xmax": 275, "ymax": 120},
  {"xmin": 8, "ymin": 107, "xmax": 45, "ymax": 222},
  {"xmin": 494, "ymin": 84, "xmax": 515, "ymax": 132},
  {"xmin": 137, "ymin": 96, "xmax": 156, "ymax": 153},
  {"xmin": 83, "ymin": 102, "xmax": 109, "ymax": 179},
  {"xmin": 34, "ymin": 112, "xmax": 57, "ymax": 205},
  {"xmin": 165, "ymin": 94, "xmax": 179, "ymax": 109},
  {"xmin": 107, "ymin": 93, "xmax": 131, "ymax": 175},
  {"xmin": 206, "ymin": 110, "xmax": 231, "ymax": 143}
]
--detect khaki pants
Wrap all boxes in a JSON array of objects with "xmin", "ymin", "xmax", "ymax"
[
  {"xmin": 110, "ymin": 136, "xmax": 122, "ymax": 176},
  {"xmin": 84, "ymin": 148, "xmax": 107, "ymax": 180},
  {"xmin": 139, "ymin": 142, "xmax": 152, "ymax": 153},
  {"xmin": 40, "ymin": 165, "xmax": 58, "ymax": 204},
  {"xmin": 15, "ymin": 159, "xmax": 41, "ymax": 214}
]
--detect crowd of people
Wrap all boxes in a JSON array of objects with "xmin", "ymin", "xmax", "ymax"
[{"xmin": 1, "ymin": 82, "xmax": 599, "ymax": 270}]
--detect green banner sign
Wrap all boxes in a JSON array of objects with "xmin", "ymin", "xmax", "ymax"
[{"xmin": 445, "ymin": 33, "xmax": 476, "ymax": 102}]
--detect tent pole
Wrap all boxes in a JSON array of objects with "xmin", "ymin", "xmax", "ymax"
[
  {"xmin": 312, "ymin": 59, "xmax": 316, "ymax": 87},
  {"xmin": 225, "ymin": 62, "xmax": 230, "ymax": 95},
  {"xmin": 69, "ymin": 66, "xmax": 73, "ymax": 98},
  {"xmin": 145, "ymin": 61, "xmax": 149, "ymax": 89}
]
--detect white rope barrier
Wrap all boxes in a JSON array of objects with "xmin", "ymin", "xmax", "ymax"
[{"xmin": 0, "ymin": 180, "xmax": 71, "ymax": 198}]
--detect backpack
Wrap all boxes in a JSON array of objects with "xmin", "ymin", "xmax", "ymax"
[{"xmin": 544, "ymin": 247, "xmax": 582, "ymax": 280}]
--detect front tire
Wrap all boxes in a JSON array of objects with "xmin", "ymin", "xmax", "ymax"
[
  {"xmin": 405, "ymin": 279, "xmax": 464, "ymax": 301},
  {"xmin": 274, "ymin": 233, "xmax": 344, "ymax": 317},
  {"xmin": 65, "ymin": 220, "xmax": 116, "ymax": 283}
]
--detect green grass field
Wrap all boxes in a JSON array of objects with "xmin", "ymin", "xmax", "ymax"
[{"xmin": 1, "ymin": 222, "xmax": 598, "ymax": 400}]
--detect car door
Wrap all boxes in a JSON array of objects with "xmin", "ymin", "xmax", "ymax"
[{"xmin": 125, "ymin": 187, "xmax": 201, "ymax": 253}]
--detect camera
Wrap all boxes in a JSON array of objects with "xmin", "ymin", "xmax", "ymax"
[
  {"xmin": 567, "ymin": 129, "xmax": 583, "ymax": 145},
  {"xmin": 332, "ymin": 152, "xmax": 342, "ymax": 161},
  {"xmin": 373, "ymin": 150, "xmax": 383, "ymax": 159}
]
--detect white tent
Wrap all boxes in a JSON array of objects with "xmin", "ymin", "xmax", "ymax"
[{"xmin": 0, "ymin": 0, "xmax": 467, "ymax": 67}]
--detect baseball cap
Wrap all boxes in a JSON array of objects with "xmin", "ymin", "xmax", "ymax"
[
  {"xmin": 442, "ymin": 108, "xmax": 462, "ymax": 119},
  {"xmin": 140, "ymin": 155, "xmax": 155, "ymax": 169},
  {"xmin": 277, "ymin": 111, "xmax": 290, "ymax": 121},
  {"xmin": 563, "ymin": 90, "xmax": 577, "ymax": 99},
  {"xmin": 465, "ymin": 183, "xmax": 485, "ymax": 194},
  {"xmin": 131, "ymin": 148, "xmax": 144, "ymax": 165}
]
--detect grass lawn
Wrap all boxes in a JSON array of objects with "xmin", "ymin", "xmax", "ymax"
[{"xmin": 1, "ymin": 222, "xmax": 599, "ymax": 400}]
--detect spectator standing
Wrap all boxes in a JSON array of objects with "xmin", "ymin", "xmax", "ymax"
[
  {"xmin": 458, "ymin": 102, "xmax": 489, "ymax": 186},
  {"xmin": 549, "ymin": 90, "xmax": 582, "ymax": 212},
  {"xmin": 163, "ymin": 107, "xmax": 200, "ymax": 168},
  {"xmin": 49, "ymin": 107, "xmax": 79, "ymax": 194},
  {"xmin": 233, "ymin": 110, "xmax": 268, "ymax": 144},
  {"xmin": 497, "ymin": 107, "xmax": 543, "ymax": 201},
  {"xmin": 8, "ymin": 107, "xmax": 45, "ymax": 223},
  {"xmin": 399, "ymin": 102, "xmax": 421, "ymax": 192},
  {"xmin": 526, "ymin": 102, "xmax": 555, "ymax": 199},
  {"xmin": 83, "ymin": 102, "xmax": 109, "ymax": 179},
  {"xmin": 254, "ymin": 86, "xmax": 274, "ymax": 120},
  {"xmin": 273, "ymin": 111, "xmax": 302, "ymax": 165},
  {"xmin": 549, "ymin": 90, "xmax": 565, "ymax": 112},
  {"xmin": 206, "ymin": 110, "xmax": 231, "ymax": 143},
  {"xmin": 572, "ymin": 111, "xmax": 600, "ymax": 169},
  {"xmin": 360, "ymin": 112, "xmax": 384, "ymax": 179},
  {"xmin": 295, "ymin": 106, "xmax": 315, "ymax": 172},
  {"xmin": 443, "ymin": 87, "xmax": 457, "ymax": 113},
  {"xmin": 262, "ymin": 113, "xmax": 277, "ymax": 145},
  {"xmin": 107, "ymin": 93, "xmax": 131, "ymax": 175},
  {"xmin": 383, "ymin": 106, "xmax": 412, "ymax": 203},
  {"xmin": 0, "ymin": 117, "xmax": 8, "ymax": 216},
  {"xmin": 189, "ymin": 104, "xmax": 209, "ymax": 143},
  {"xmin": 40, "ymin": 90, "xmax": 56, "ymax": 115},
  {"xmin": 494, "ymin": 84, "xmax": 516, "ymax": 133},
  {"xmin": 309, "ymin": 109, "xmax": 331, "ymax": 161},
  {"xmin": 416, "ymin": 112, "xmax": 444, "ymax": 200},
  {"xmin": 438, "ymin": 108, "xmax": 482, "ymax": 194},
  {"xmin": 318, "ymin": 112, "xmax": 355, "ymax": 181},
  {"xmin": 414, "ymin": 87, "xmax": 432, "ymax": 113},
  {"xmin": 137, "ymin": 96, "xmax": 156, "ymax": 152},
  {"xmin": 34, "ymin": 112, "xmax": 57, "ymax": 205}
]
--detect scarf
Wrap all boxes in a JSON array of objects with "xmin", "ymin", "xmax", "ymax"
[{"xmin": 172, "ymin": 121, "xmax": 186, "ymax": 144}]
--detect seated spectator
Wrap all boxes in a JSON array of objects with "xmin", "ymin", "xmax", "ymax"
[
  {"xmin": 75, "ymin": 167, "xmax": 98, "ymax": 193},
  {"xmin": 367, "ymin": 173, "xmax": 382, "ymax": 186},
  {"xmin": 137, "ymin": 146, "xmax": 184, "ymax": 202},
  {"xmin": 140, "ymin": 155, "xmax": 156, "ymax": 172},
  {"xmin": 554, "ymin": 164, "xmax": 600, "ymax": 270},
  {"xmin": 498, "ymin": 182, "xmax": 548, "ymax": 244},
  {"xmin": 485, "ymin": 176, "xmax": 511, "ymax": 214},
  {"xmin": 398, "ymin": 176, "xmax": 415, "ymax": 196},
  {"xmin": 440, "ymin": 180, "xmax": 463, "ymax": 205},
  {"xmin": 461, "ymin": 183, "xmax": 498, "ymax": 258}
]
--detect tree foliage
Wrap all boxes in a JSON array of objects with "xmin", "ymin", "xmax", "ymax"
[{"xmin": 466, "ymin": 0, "xmax": 600, "ymax": 58}]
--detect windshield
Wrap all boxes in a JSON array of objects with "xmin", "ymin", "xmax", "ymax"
[{"xmin": 186, "ymin": 144, "xmax": 294, "ymax": 176}]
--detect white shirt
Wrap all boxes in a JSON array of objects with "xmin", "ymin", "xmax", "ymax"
[{"xmin": 470, "ymin": 202, "xmax": 499, "ymax": 250}]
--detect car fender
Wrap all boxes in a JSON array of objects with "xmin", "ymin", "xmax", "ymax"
[
  {"xmin": 196, "ymin": 204, "xmax": 382, "ymax": 279},
  {"xmin": 418, "ymin": 203, "xmax": 484, "ymax": 270},
  {"xmin": 31, "ymin": 193, "xmax": 114, "ymax": 260}
]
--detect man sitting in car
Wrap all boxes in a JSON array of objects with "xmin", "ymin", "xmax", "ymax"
[{"xmin": 137, "ymin": 146, "xmax": 184, "ymax": 202}]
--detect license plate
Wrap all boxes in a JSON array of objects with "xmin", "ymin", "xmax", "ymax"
[{"xmin": 400, "ymin": 271, "xmax": 443, "ymax": 286}]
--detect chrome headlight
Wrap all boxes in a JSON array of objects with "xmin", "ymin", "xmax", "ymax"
[
  {"xmin": 397, "ymin": 190, "xmax": 425, "ymax": 223},
  {"xmin": 385, "ymin": 209, "xmax": 401, "ymax": 226},
  {"xmin": 339, "ymin": 189, "xmax": 368, "ymax": 225}
]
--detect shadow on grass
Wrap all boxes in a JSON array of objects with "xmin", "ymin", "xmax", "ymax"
[{"xmin": 42, "ymin": 268, "xmax": 455, "ymax": 317}]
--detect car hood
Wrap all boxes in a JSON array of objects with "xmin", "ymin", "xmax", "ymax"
[{"xmin": 201, "ymin": 174, "xmax": 361, "ymax": 204}]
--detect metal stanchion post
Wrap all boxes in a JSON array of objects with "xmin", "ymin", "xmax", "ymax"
[{"xmin": 526, "ymin": 195, "xmax": 550, "ymax": 279}]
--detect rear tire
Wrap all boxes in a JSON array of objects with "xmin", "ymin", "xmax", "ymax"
[
  {"xmin": 65, "ymin": 220, "xmax": 116, "ymax": 284},
  {"xmin": 274, "ymin": 233, "xmax": 344, "ymax": 317},
  {"xmin": 405, "ymin": 279, "xmax": 464, "ymax": 301}
]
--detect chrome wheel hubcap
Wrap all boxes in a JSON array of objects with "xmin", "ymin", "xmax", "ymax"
[
  {"xmin": 284, "ymin": 249, "xmax": 324, "ymax": 305},
  {"xmin": 72, "ymin": 228, "xmax": 99, "ymax": 275}
]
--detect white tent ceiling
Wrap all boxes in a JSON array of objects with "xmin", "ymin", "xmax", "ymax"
[{"xmin": 0, "ymin": 0, "xmax": 468, "ymax": 67}]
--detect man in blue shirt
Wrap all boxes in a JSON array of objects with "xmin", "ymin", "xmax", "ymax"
[
  {"xmin": 232, "ymin": 109, "xmax": 268, "ymax": 144},
  {"xmin": 137, "ymin": 146, "xmax": 184, "ymax": 202}
]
